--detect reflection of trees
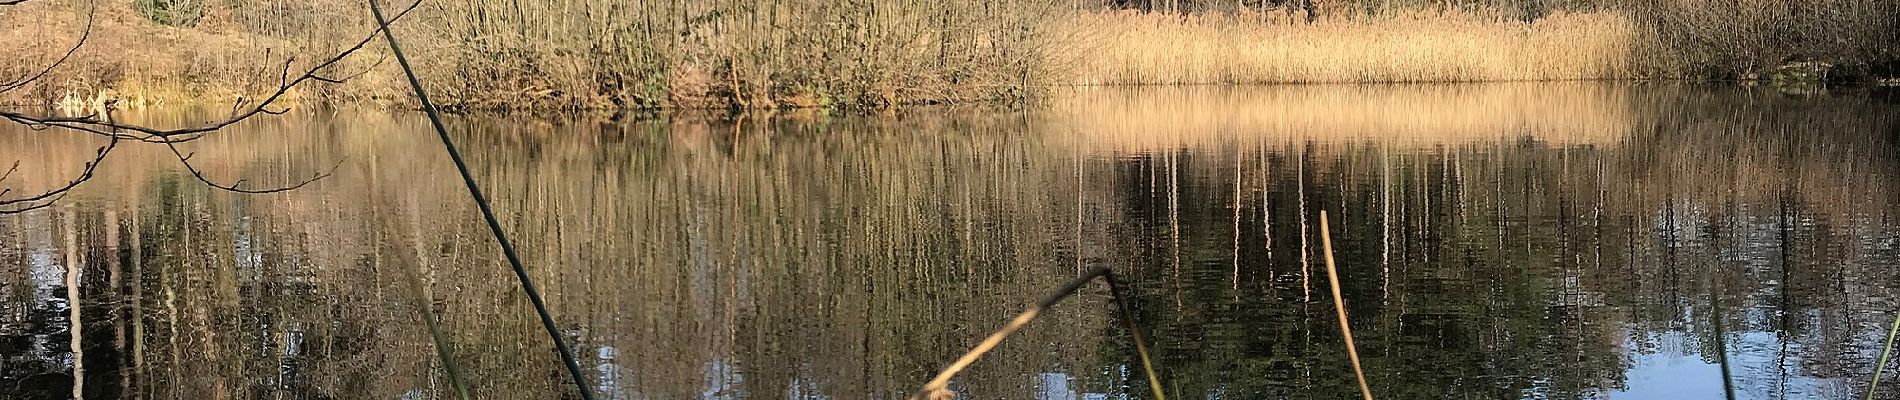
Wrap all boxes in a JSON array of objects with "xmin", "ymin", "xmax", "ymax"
[
  {"xmin": 1, "ymin": 85, "xmax": 1897, "ymax": 399},
  {"xmin": 3, "ymin": 111, "xmax": 1130, "ymax": 399},
  {"xmin": 1083, "ymin": 87, "xmax": 1898, "ymax": 399},
  {"xmin": 440, "ymin": 114, "xmax": 1126, "ymax": 399}
]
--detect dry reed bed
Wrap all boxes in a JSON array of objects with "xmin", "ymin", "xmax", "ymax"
[{"xmin": 1061, "ymin": 10, "xmax": 1637, "ymax": 85}]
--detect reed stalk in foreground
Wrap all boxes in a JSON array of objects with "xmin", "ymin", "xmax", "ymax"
[
  {"xmin": 370, "ymin": 1, "xmax": 595, "ymax": 398},
  {"xmin": 1867, "ymin": 312, "xmax": 1900, "ymax": 400},
  {"xmin": 1320, "ymin": 211, "xmax": 1374, "ymax": 400},
  {"xmin": 914, "ymin": 266, "xmax": 1166, "ymax": 400}
]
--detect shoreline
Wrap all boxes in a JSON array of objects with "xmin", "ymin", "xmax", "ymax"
[
  {"xmin": 24, "ymin": 79, "xmax": 1893, "ymax": 117},
  {"xmin": 2, "ymin": 2, "xmax": 1894, "ymax": 112}
]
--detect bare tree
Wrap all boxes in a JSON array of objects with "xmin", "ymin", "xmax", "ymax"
[{"xmin": 0, "ymin": 0, "xmax": 420, "ymax": 214}]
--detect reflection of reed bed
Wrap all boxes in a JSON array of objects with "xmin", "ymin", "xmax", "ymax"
[
  {"xmin": 1046, "ymin": 84, "xmax": 1896, "ymax": 230},
  {"xmin": 1047, "ymin": 83, "xmax": 1636, "ymax": 152}
]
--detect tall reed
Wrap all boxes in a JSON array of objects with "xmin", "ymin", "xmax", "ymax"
[
  {"xmin": 1869, "ymin": 312, "xmax": 1900, "ymax": 400},
  {"xmin": 1319, "ymin": 210, "xmax": 1373, "ymax": 400}
]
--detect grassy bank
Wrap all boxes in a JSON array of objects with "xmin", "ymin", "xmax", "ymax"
[{"xmin": 0, "ymin": 0, "xmax": 1894, "ymax": 110}]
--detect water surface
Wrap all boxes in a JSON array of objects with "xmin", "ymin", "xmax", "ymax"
[{"xmin": 2, "ymin": 83, "xmax": 1897, "ymax": 399}]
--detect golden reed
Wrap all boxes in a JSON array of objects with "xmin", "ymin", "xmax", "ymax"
[{"xmin": 1060, "ymin": 10, "xmax": 1636, "ymax": 85}]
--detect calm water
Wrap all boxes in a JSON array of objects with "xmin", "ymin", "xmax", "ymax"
[{"xmin": 1, "ymin": 83, "xmax": 1898, "ymax": 399}]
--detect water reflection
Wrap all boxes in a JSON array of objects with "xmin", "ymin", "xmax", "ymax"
[{"xmin": 1, "ymin": 83, "xmax": 1896, "ymax": 399}]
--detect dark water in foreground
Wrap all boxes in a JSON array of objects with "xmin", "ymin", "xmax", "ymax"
[{"xmin": 1, "ymin": 84, "xmax": 1898, "ymax": 399}]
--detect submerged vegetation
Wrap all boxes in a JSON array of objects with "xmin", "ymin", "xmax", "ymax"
[{"xmin": 0, "ymin": 0, "xmax": 1895, "ymax": 109}]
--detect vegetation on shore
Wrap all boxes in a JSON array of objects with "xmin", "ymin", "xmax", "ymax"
[
  {"xmin": 0, "ymin": 0, "xmax": 1894, "ymax": 110},
  {"xmin": 1064, "ymin": 10, "xmax": 1636, "ymax": 85}
]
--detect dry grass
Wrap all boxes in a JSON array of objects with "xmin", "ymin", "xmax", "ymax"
[
  {"xmin": 0, "ymin": 1, "xmax": 389, "ymax": 108},
  {"xmin": 409, "ymin": 0, "xmax": 1065, "ymax": 110},
  {"xmin": 1061, "ymin": 10, "xmax": 1638, "ymax": 85}
]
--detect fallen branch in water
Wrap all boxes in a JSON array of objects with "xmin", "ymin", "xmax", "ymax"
[{"xmin": 914, "ymin": 266, "xmax": 1167, "ymax": 400}]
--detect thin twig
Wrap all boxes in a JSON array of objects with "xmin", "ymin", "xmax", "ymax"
[
  {"xmin": 161, "ymin": 140, "xmax": 342, "ymax": 194},
  {"xmin": 0, "ymin": 0, "xmax": 92, "ymax": 94},
  {"xmin": 0, "ymin": 104, "xmax": 120, "ymax": 214},
  {"xmin": 1320, "ymin": 210, "xmax": 1374, "ymax": 400},
  {"xmin": 0, "ymin": 161, "xmax": 19, "ymax": 184}
]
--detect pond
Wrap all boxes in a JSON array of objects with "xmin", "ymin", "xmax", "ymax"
[{"xmin": 1, "ymin": 83, "xmax": 1897, "ymax": 399}]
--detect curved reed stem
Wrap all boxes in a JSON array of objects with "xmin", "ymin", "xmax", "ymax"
[
  {"xmin": 1320, "ymin": 211, "xmax": 1374, "ymax": 400},
  {"xmin": 914, "ymin": 267, "xmax": 1166, "ymax": 400},
  {"xmin": 1867, "ymin": 312, "xmax": 1900, "ymax": 400}
]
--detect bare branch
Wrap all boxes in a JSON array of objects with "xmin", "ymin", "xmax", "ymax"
[
  {"xmin": 0, "ymin": 100, "xmax": 121, "ymax": 214},
  {"xmin": 0, "ymin": 137, "xmax": 118, "ymax": 214},
  {"xmin": 0, "ymin": 191, "xmax": 71, "ymax": 214},
  {"xmin": 0, "ymin": 161, "xmax": 18, "ymax": 184},
  {"xmin": 162, "ymin": 140, "xmax": 344, "ymax": 194},
  {"xmin": 309, "ymin": 52, "xmax": 393, "ymax": 84}
]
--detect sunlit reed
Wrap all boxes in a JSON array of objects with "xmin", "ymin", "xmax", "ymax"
[
  {"xmin": 1869, "ymin": 313, "xmax": 1900, "ymax": 400},
  {"xmin": 1320, "ymin": 210, "xmax": 1372, "ymax": 400},
  {"xmin": 1063, "ymin": 10, "xmax": 1634, "ymax": 86}
]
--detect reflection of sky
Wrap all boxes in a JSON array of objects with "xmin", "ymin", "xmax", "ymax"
[
  {"xmin": 704, "ymin": 358, "xmax": 742, "ymax": 400},
  {"xmin": 1612, "ymin": 330, "xmax": 1840, "ymax": 400},
  {"xmin": 1039, "ymin": 372, "xmax": 1073, "ymax": 400},
  {"xmin": 1612, "ymin": 333, "xmax": 1723, "ymax": 400}
]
